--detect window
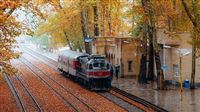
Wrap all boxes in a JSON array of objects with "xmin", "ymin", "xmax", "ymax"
[
  {"xmin": 93, "ymin": 63, "xmax": 99, "ymax": 67},
  {"xmin": 173, "ymin": 64, "xmax": 179, "ymax": 77},
  {"xmin": 100, "ymin": 63, "xmax": 105, "ymax": 68},
  {"xmin": 93, "ymin": 63, "xmax": 106, "ymax": 68},
  {"xmin": 89, "ymin": 64, "xmax": 93, "ymax": 70},
  {"xmin": 128, "ymin": 61, "xmax": 132, "ymax": 72}
]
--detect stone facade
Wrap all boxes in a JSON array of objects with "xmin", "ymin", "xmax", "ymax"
[
  {"xmin": 92, "ymin": 31, "xmax": 200, "ymax": 83},
  {"xmin": 91, "ymin": 36, "xmax": 141, "ymax": 77}
]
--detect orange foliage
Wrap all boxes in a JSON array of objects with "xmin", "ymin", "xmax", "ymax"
[{"xmin": 0, "ymin": 0, "xmax": 27, "ymax": 77}]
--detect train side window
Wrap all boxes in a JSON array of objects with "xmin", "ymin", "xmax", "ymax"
[{"xmin": 89, "ymin": 64, "xmax": 93, "ymax": 70}]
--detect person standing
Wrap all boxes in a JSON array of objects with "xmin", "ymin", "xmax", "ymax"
[
  {"xmin": 115, "ymin": 66, "xmax": 119, "ymax": 80},
  {"xmin": 110, "ymin": 65, "xmax": 114, "ymax": 80}
]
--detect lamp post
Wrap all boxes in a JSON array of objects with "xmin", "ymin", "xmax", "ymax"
[{"xmin": 179, "ymin": 56, "xmax": 183, "ymax": 92}]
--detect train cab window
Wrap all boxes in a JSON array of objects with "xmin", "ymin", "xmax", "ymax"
[
  {"xmin": 93, "ymin": 63, "xmax": 98, "ymax": 67},
  {"xmin": 100, "ymin": 63, "xmax": 105, "ymax": 68},
  {"xmin": 93, "ymin": 62, "xmax": 106, "ymax": 69},
  {"xmin": 89, "ymin": 64, "xmax": 93, "ymax": 70}
]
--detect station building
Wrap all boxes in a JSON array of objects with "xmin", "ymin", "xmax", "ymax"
[
  {"xmin": 91, "ymin": 36, "xmax": 141, "ymax": 78},
  {"xmin": 91, "ymin": 32, "xmax": 200, "ymax": 83},
  {"xmin": 158, "ymin": 29, "xmax": 200, "ymax": 83}
]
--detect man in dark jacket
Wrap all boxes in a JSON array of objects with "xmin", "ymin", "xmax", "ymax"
[
  {"xmin": 115, "ymin": 66, "xmax": 119, "ymax": 80},
  {"xmin": 110, "ymin": 65, "xmax": 114, "ymax": 80}
]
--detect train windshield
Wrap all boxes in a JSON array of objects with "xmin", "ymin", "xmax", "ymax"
[
  {"xmin": 92, "ymin": 60, "xmax": 107, "ymax": 70},
  {"xmin": 93, "ymin": 63, "xmax": 106, "ymax": 68}
]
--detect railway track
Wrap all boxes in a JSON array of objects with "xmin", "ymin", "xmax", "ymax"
[
  {"xmin": 21, "ymin": 46, "xmax": 168, "ymax": 112},
  {"xmin": 22, "ymin": 47, "xmax": 57, "ymax": 65},
  {"xmin": 98, "ymin": 92, "xmax": 140, "ymax": 112},
  {"xmin": 4, "ymin": 74, "xmax": 43, "ymax": 112},
  {"xmin": 21, "ymin": 47, "xmax": 58, "ymax": 71},
  {"xmin": 15, "ymin": 75, "xmax": 43, "ymax": 112},
  {"xmin": 19, "ymin": 56, "xmax": 95, "ymax": 112},
  {"xmin": 20, "ymin": 50, "xmax": 127, "ymax": 111},
  {"xmin": 111, "ymin": 87, "xmax": 168, "ymax": 112},
  {"xmin": 4, "ymin": 74, "xmax": 26, "ymax": 112}
]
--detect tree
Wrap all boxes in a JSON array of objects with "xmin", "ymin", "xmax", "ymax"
[
  {"xmin": 93, "ymin": 1, "xmax": 99, "ymax": 37},
  {"xmin": 138, "ymin": 0, "xmax": 148, "ymax": 84},
  {"xmin": 35, "ymin": 0, "xmax": 83, "ymax": 51},
  {"xmin": 80, "ymin": 0, "xmax": 91, "ymax": 54},
  {"xmin": 137, "ymin": 0, "xmax": 178, "ymax": 89},
  {"xmin": 181, "ymin": 0, "xmax": 200, "ymax": 89},
  {"xmin": 0, "ymin": 0, "xmax": 29, "ymax": 78}
]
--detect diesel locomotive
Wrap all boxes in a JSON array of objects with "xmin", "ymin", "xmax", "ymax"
[{"xmin": 57, "ymin": 50, "xmax": 112, "ymax": 90}]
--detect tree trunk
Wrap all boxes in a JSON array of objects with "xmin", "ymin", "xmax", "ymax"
[
  {"xmin": 101, "ymin": 3, "xmax": 106, "ymax": 36},
  {"xmin": 181, "ymin": 0, "xmax": 199, "ymax": 89},
  {"xmin": 93, "ymin": 4, "xmax": 99, "ymax": 36},
  {"xmin": 155, "ymin": 50, "xmax": 166, "ymax": 90},
  {"xmin": 138, "ymin": 0, "xmax": 148, "ymax": 84},
  {"xmin": 108, "ymin": 0, "xmax": 112, "ymax": 35},
  {"xmin": 147, "ymin": 0, "xmax": 166, "ymax": 89},
  {"xmin": 190, "ymin": 37, "xmax": 196, "ymax": 89},
  {"xmin": 138, "ymin": 24, "xmax": 148, "ymax": 83},
  {"xmin": 63, "ymin": 32, "xmax": 73, "ymax": 50},
  {"xmin": 147, "ymin": 26, "xmax": 155, "ymax": 81},
  {"xmin": 181, "ymin": 0, "xmax": 200, "ymax": 33},
  {"xmin": 77, "ymin": 41, "xmax": 83, "ymax": 52},
  {"xmin": 138, "ymin": 54, "xmax": 147, "ymax": 83},
  {"xmin": 80, "ymin": 6, "xmax": 91, "ymax": 54}
]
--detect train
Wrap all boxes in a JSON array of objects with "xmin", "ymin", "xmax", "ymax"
[{"xmin": 57, "ymin": 50, "xmax": 112, "ymax": 91}]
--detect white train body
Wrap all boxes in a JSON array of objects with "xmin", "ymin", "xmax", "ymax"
[
  {"xmin": 58, "ymin": 50, "xmax": 87, "ymax": 76},
  {"xmin": 57, "ymin": 50, "xmax": 112, "ymax": 90}
]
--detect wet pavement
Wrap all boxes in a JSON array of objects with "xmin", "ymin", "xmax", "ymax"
[
  {"xmin": 24, "ymin": 44, "xmax": 200, "ymax": 112},
  {"xmin": 112, "ymin": 77, "xmax": 200, "ymax": 112}
]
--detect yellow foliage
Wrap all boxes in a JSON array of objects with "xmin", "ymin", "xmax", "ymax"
[{"xmin": 0, "ymin": 0, "xmax": 29, "ymax": 77}]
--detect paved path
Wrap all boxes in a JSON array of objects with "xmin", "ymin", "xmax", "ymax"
[
  {"xmin": 24, "ymin": 44, "xmax": 200, "ymax": 112},
  {"xmin": 112, "ymin": 77, "xmax": 200, "ymax": 112}
]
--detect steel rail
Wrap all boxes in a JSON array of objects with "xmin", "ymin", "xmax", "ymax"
[
  {"xmin": 19, "ymin": 57, "xmax": 95, "ymax": 112},
  {"xmin": 18, "ymin": 58, "xmax": 79, "ymax": 112},
  {"xmin": 112, "ymin": 87, "xmax": 168, "ymax": 112},
  {"xmin": 22, "ymin": 47, "xmax": 57, "ymax": 64},
  {"xmin": 21, "ymin": 48, "xmax": 57, "ymax": 70},
  {"xmin": 22, "ymin": 47, "xmax": 167, "ymax": 112},
  {"xmin": 4, "ymin": 74, "xmax": 26, "ymax": 112},
  {"xmin": 20, "ymin": 53, "xmax": 95, "ymax": 112},
  {"xmin": 15, "ymin": 75, "xmax": 43, "ymax": 112},
  {"xmin": 98, "ymin": 93, "xmax": 129, "ymax": 112}
]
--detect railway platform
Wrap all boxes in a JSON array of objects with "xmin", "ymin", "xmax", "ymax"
[
  {"xmin": 26, "ymin": 44, "xmax": 200, "ymax": 112},
  {"xmin": 112, "ymin": 77, "xmax": 200, "ymax": 112}
]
